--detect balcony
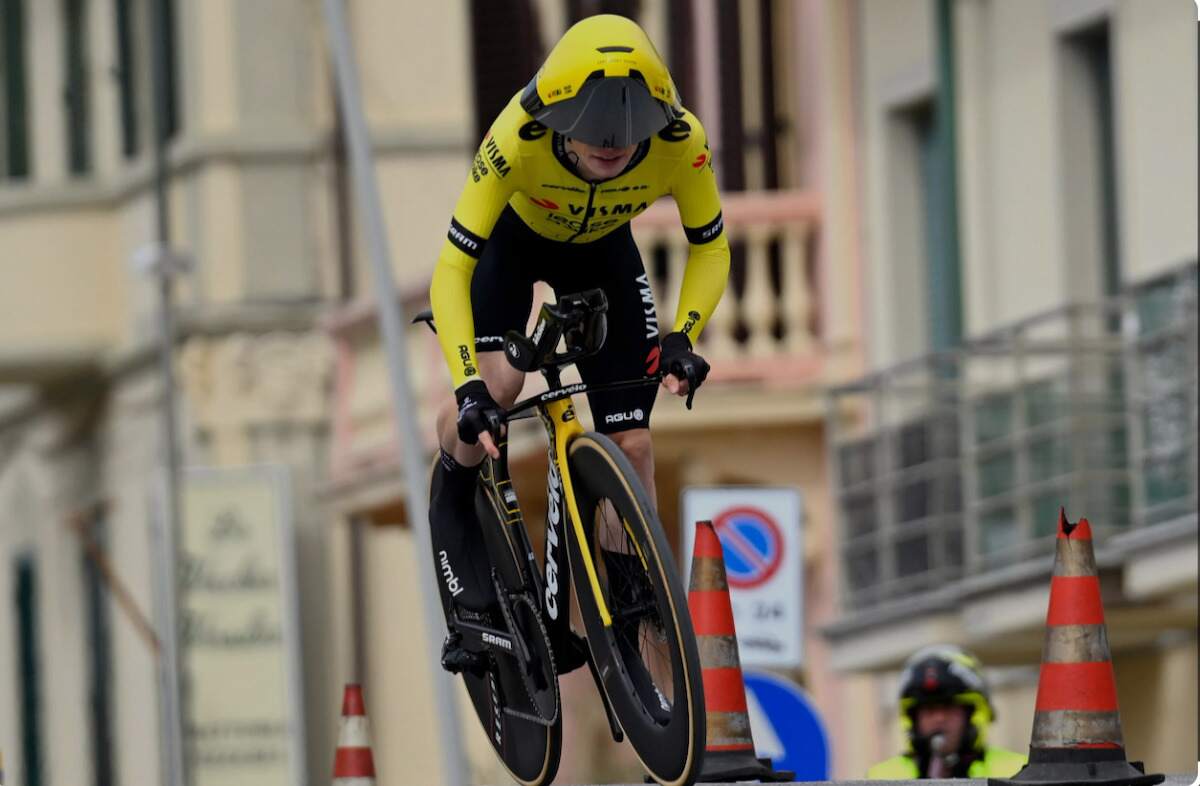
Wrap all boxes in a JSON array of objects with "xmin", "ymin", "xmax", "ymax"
[
  {"xmin": 823, "ymin": 262, "xmax": 1198, "ymax": 666},
  {"xmin": 324, "ymin": 189, "xmax": 834, "ymax": 492},
  {"xmin": 633, "ymin": 190, "xmax": 825, "ymax": 386},
  {"xmin": 0, "ymin": 195, "xmax": 125, "ymax": 383}
]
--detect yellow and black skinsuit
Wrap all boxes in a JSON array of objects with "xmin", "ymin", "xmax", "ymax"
[
  {"xmin": 430, "ymin": 92, "xmax": 730, "ymax": 413},
  {"xmin": 426, "ymin": 92, "xmax": 730, "ymax": 615}
]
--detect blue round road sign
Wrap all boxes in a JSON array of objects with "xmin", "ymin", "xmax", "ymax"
[
  {"xmin": 743, "ymin": 670, "xmax": 831, "ymax": 781},
  {"xmin": 712, "ymin": 506, "xmax": 784, "ymax": 589}
]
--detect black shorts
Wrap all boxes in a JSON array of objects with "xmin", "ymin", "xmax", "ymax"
[{"xmin": 471, "ymin": 207, "xmax": 660, "ymax": 434}]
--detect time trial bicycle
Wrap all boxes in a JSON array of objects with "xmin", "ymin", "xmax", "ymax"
[{"xmin": 415, "ymin": 289, "xmax": 705, "ymax": 786}]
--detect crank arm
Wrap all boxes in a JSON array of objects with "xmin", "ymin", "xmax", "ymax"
[
  {"xmin": 453, "ymin": 617, "xmax": 517, "ymax": 657},
  {"xmin": 492, "ymin": 570, "xmax": 534, "ymax": 664}
]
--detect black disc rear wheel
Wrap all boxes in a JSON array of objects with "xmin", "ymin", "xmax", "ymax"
[
  {"xmin": 566, "ymin": 433, "xmax": 705, "ymax": 786},
  {"xmin": 444, "ymin": 477, "xmax": 562, "ymax": 786}
]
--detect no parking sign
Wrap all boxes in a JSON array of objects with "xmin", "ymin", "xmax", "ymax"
[{"xmin": 681, "ymin": 487, "xmax": 803, "ymax": 668}]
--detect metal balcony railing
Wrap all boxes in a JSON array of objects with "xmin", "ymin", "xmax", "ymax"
[{"xmin": 827, "ymin": 262, "xmax": 1198, "ymax": 612}]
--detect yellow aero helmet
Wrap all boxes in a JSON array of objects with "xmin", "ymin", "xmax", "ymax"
[{"xmin": 520, "ymin": 15, "xmax": 681, "ymax": 148}]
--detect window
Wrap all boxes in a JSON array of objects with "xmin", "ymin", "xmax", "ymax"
[
  {"xmin": 666, "ymin": 0, "xmax": 694, "ymax": 108},
  {"xmin": 1058, "ymin": 21, "xmax": 1120, "ymax": 303},
  {"xmin": 916, "ymin": 98, "xmax": 963, "ymax": 352},
  {"xmin": 1129, "ymin": 266, "xmax": 1198, "ymax": 524},
  {"xmin": 63, "ymin": 0, "xmax": 91, "ymax": 174},
  {"xmin": 114, "ymin": 0, "xmax": 181, "ymax": 159},
  {"xmin": 710, "ymin": 1, "xmax": 792, "ymax": 193},
  {"xmin": 15, "ymin": 554, "xmax": 43, "ymax": 786},
  {"xmin": 153, "ymin": 0, "xmax": 180, "ymax": 143},
  {"xmin": 82, "ymin": 515, "xmax": 115, "ymax": 786},
  {"xmin": 566, "ymin": 0, "xmax": 641, "ymax": 23},
  {"xmin": 114, "ymin": 0, "xmax": 139, "ymax": 157},
  {"xmin": 469, "ymin": 0, "xmax": 543, "ymax": 142},
  {"xmin": 1, "ymin": 0, "xmax": 30, "ymax": 179},
  {"xmin": 888, "ymin": 97, "xmax": 963, "ymax": 355},
  {"xmin": 836, "ymin": 412, "xmax": 964, "ymax": 610}
]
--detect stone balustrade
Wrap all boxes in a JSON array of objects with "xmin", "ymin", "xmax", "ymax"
[{"xmin": 632, "ymin": 189, "xmax": 823, "ymax": 384}]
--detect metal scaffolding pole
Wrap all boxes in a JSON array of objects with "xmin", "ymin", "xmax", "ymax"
[{"xmin": 320, "ymin": 2, "xmax": 468, "ymax": 784}]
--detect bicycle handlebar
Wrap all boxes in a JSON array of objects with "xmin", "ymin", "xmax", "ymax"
[{"xmin": 413, "ymin": 289, "xmax": 705, "ymax": 431}]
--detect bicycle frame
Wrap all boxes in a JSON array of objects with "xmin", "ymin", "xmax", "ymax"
[{"xmin": 470, "ymin": 371, "xmax": 662, "ymax": 675}]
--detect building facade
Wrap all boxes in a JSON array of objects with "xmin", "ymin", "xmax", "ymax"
[
  {"xmin": 825, "ymin": 0, "xmax": 1197, "ymax": 774},
  {"xmin": 0, "ymin": 0, "xmax": 440, "ymax": 782},
  {"xmin": 0, "ymin": 0, "xmax": 1194, "ymax": 785}
]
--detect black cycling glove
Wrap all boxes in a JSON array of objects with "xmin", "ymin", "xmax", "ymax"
[
  {"xmin": 660, "ymin": 332, "xmax": 710, "ymax": 409},
  {"xmin": 455, "ymin": 380, "xmax": 504, "ymax": 445}
]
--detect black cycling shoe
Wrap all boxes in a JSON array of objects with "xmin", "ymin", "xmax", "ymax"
[
  {"xmin": 440, "ymin": 630, "xmax": 488, "ymax": 676},
  {"xmin": 555, "ymin": 630, "xmax": 591, "ymax": 675}
]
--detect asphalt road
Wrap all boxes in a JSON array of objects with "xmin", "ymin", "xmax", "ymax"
[{"xmin": 559, "ymin": 774, "xmax": 1200, "ymax": 786}]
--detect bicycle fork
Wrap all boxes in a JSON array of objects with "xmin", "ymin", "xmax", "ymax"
[{"xmin": 538, "ymin": 396, "xmax": 625, "ymax": 743}]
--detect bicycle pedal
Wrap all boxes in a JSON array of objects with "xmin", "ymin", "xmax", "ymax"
[{"xmin": 440, "ymin": 632, "xmax": 488, "ymax": 677}]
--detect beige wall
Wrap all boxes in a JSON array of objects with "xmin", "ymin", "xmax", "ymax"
[
  {"xmin": 0, "ymin": 2, "xmax": 468, "ymax": 783},
  {"xmin": 861, "ymin": 0, "xmax": 1198, "ymax": 367},
  {"xmin": 859, "ymin": 0, "xmax": 936, "ymax": 367},
  {"xmin": 102, "ymin": 376, "xmax": 168, "ymax": 786},
  {"xmin": 359, "ymin": 523, "xmax": 451, "ymax": 786},
  {"xmin": 1113, "ymin": 0, "xmax": 1198, "ymax": 279},
  {"xmin": 376, "ymin": 155, "xmax": 476, "ymax": 293},
  {"xmin": 0, "ymin": 207, "xmax": 122, "ymax": 357},
  {"xmin": 1115, "ymin": 637, "xmax": 1200, "ymax": 772},
  {"xmin": 0, "ymin": 0, "xmax": 478, "ymax": 378},
  {"xmin": 350, "ymin": 0, "xmax": 472, "ymax": 133},
  {"xmin": 955, "ymin": 0, "xmax": 1066, "ymax": 333}
]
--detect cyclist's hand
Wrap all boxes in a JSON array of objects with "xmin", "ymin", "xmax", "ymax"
[
  {"xmin": 455, "ymin": 380, "xmax": 504, "ymax": 459},
  {"xmin": 658, "ymin": 332, "xmax": 710, "ymax": 410}
]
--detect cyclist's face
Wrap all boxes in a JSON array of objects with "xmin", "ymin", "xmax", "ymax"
[{"xmin": 566, "ymin": 139, "xmax": 638, "ymax": 181}]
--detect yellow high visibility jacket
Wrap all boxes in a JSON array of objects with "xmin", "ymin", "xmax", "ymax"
[{"xmin": 867, "ymin": 747, "xmax": 1027, "ymax": 779}]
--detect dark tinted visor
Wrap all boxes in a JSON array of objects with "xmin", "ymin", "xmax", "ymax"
[{"xmin": 533, "ymin": 76, "xmax": 674, "ymax": 148}]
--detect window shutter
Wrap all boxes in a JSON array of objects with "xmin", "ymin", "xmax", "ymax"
[
  {"xmin": 469, "ymin": 0, "xmax": 543, "ymax": 142},
  {"xmin": 566, "ymin": 0, "xmax": 642, "ymax": 25}
]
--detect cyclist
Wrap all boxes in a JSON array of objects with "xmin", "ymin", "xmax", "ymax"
[
  {"xmin": 867, "ymin": 645, "xmax": 1027, "ymax": 779},
  {"xmin": 426, "ymin": 14, "xmax": 729, "ymax": 669}
]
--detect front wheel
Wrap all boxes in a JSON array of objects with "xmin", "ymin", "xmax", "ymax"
[{"xmin": 566, "ymin": 433, "xmax": 705, "ymax": 786}]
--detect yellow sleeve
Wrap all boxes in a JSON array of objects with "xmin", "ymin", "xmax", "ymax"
[
  {"xmin": 668, "ymin": 118, "xmax": 730, "ymax": 341},
  {"xmin": 430, "ymin": 114, "xmax": 523, "ymax": 388}
]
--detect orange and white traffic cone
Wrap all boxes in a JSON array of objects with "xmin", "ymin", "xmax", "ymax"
[
  {"xmin": 688, "ymin": 520, "xmax": 794, "ymax": 783},
  {"xmin": 333, "ymin": 684, "xmax": 377, "ymax": 786},
  {"xmin": 989, "ymin": 510, "xmax": 1164, "ymax": 786}
]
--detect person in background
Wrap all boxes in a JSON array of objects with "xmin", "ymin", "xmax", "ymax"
[{"xmin": 868, "ymin": 644, "xmax": 1027, "ymax": 779}]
